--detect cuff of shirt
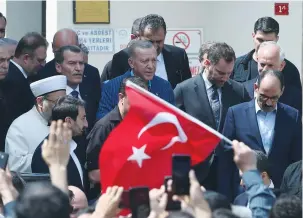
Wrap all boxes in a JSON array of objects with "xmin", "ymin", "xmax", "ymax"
[{"xmin": 242, "ymin": 169, "xmax": 263, "ymax": 188}]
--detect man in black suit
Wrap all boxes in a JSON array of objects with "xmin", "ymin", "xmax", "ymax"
[
  {"xmin": 110, "ymin": 14, "xmax": 191, "ymax": 89},
  {"xmin": 5, "ymin": 32, "xmax": 48, "ymax": 125},
  {"xmin": 231, "ymin": 17, "xmax": 301, "ymax": 91},
  {"xmin": 243, "ymin": 41, "xmax": 302, "ymax": 114},
  {"xmin": 34, "ymin": 28, "xmax": 101, "ymax": 128},
  {"xmin": 0, "ymin": 40, "xmax": 11, "ymax": 150},
  {"xmin": 174, "ymin": 42, "xmax": 250, "ymax": 190},
  {"xmin": 234, "ymin": 150, "xmax": 280, "ymax": 206},
  {"xmin": 32, "ymin": 96, "xmax": 88, "ymax": 191}
]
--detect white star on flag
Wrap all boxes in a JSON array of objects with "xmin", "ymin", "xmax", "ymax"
[{"xmin": 127, "ymin": 145, "xmax": 151, "ymax": 168}]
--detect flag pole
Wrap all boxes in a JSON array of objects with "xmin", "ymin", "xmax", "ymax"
[{"xmin": 126, "ymin": 81, "xmax": 233, "ymax": 146}]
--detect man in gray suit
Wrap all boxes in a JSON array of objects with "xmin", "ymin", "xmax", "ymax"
[{"xmin": 174, "ymin": 42, "xmax": 250, "ymax": 191}]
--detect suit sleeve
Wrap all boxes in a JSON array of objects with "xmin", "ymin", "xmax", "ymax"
[
  {"xmin": 5, "ymin": 124, "xmax": 33, "ymax": 172},
  {"xmin": 92, "ymin": 67, "xmax": 101, "ymax": 124},
  {"xmin": 242, "ymin": 83, "xmax": 252, "ymax": 102},
  {"xmin": 291, "ymin": 111, "xmax": 302, "ymax": 162},
  {"xmin": 217, "ymin": 107, "xmax": 238, "ymax": 201},
  {"xmin": 173, "ymin": 84, "xmax": 185, "ymax": 111},
  {"xmin": 182, "ymin": 50, "xmax": 192, "ymax": 81},
  {"xmin": 167, "ymin": 83, "xmax": 175, "ymax": 105},
  {"xmin": 96, "ymin": 83, "xmax": 113, "ymax": 120}
]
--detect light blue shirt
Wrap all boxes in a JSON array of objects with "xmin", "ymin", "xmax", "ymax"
[{"xmin": 255, "ymin": 99, "xmax": 277, "ymax": 154}]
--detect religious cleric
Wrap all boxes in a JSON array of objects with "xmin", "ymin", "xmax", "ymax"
[{"xmin": 5, "ymin": 75, "xmax": 66, "ymax": 172}]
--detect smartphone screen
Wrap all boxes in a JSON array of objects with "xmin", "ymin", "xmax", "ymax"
[
  {"xmin": 0, "ymin": 152, "xmax": 9, "ymax": 170},
  {"xmin": 172, "ymin": 154, "xmax": 191, "ymax": 195},
  {"xmin": 129, "ymin": 187, "xmax": 150, "ymax": 218}
]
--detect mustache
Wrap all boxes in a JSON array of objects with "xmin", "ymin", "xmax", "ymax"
[{"xmin": 72, "ymin": 72, "xmax": 83, "ymax": 76}]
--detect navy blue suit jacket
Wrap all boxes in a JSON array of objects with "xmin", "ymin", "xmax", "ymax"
[
  {"xmin": 96, "ymin": 70, "xmax": 175, "ymax": 120},
  {"xmin": 34, "ymin": 59, "xmax": 101, "ymax": 130},
  {"xmin": 217, "ymin": 100, "xmax": 302, "ymax": 201},
  {"xmin": 243, "ymin": 77, "xmax": 302, "ymax": 114},
  {"xmin": 31, "ymin": 136, "xmax": 84, "ymax": 191}
]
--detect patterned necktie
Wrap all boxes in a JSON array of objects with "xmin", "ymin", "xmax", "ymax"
[
  {"xmin": 71, "ymin": 90, "xmax": 79, "ymax": 99},
  {"xmin": 209, "ymin": 85, "xmax": 221, "ymax": 129}
]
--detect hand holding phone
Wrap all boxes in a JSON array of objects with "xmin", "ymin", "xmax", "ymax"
[
  {"xmin": 164, "ymin": 176, "xmax": 181, "ymax": 211},
  {"xmin": 129, "ymin": 186, "xmax": 150, "ymax": 218}
]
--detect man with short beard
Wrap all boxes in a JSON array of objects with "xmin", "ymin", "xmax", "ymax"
[{"xmin": 5, "ymin": 75, "xmax": 66, "ymax": 173}]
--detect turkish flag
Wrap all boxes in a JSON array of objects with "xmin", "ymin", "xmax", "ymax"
[{"xmin": 99, "ymin": 81, "xmax": 225, "ymax": 192}]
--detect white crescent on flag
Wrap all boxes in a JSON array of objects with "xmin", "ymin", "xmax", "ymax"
[{"xmin": 137, "ymin": 112, "xmax": 188, "ymax": 150}]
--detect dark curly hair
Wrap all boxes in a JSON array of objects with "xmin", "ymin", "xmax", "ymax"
[
  {"xmin": 269, "ymin": 194, "xmax": 302, "ymax": 218},
  {"xmin": 139, "ymin": 14, "xmax": 166, "ymax": 35}
]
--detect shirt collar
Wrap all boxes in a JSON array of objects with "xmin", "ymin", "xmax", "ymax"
[
  {"xmin": 202, "ymin": 70, "xmax": 214, "ymax": 90},
  {"xmin": 70, "ymin": 140, "xmax": 77, "ymax": 153},
  {"xmin": 269, "ymin": 180, "xmax": 274, "ymax": 188},
  {"xmin": 130, "ymin": 70, "xmax": 152, "ymax": 89},
  {"xmin": 10, "ymin": 60, "xmax": 28, "ymax": 78},
  {"xmin": 255, "ymin": 98, "xmax": 278, "ymax": 114},
  {"xmin": 110, "ymin": 106, "xmax": 123, "ymax": 122},
  {"xmin": 66, "ymin": 85, "xmax": 80, "ymax": 95}
]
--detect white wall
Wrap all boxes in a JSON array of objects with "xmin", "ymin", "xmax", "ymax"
[
  {"xmin": 6, "ymin": 0, "xmax": 42, "ymax": 41},
  {"xmin": 54, "ymin": 1, "xmax": 303, "ymax": 77}
]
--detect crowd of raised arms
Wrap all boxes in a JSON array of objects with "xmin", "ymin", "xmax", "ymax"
[{"xmin": 0, "ymin": 12, "xmax": 302, "ymax": 218}]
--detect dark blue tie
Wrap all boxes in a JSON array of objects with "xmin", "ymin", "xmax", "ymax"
[
  {"xmin": 71, "ymin": 90, "xmax": 79, "ymax": 99},
  {"xmin": 209, "ymin": 85, "xmax": 220, "ymax": 129}
]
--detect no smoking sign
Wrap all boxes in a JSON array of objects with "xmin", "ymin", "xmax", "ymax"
[{"xmin": 173, "ymin": 32, "xmax": 190, "ymax": 50}]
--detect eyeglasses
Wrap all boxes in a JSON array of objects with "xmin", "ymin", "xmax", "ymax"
[{"xmin": 258, "ymin": 93, "xmax": 280, "ymax": 102}]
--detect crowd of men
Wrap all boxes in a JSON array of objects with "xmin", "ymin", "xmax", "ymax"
[{"xmin": 0, "ymin": 11, "xmax": 302, "ymax": 218}]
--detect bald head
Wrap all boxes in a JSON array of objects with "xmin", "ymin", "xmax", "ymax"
[
  {"xmin": 257, "ymin": 41, "xmax": 285, "ymax": 74},
  {"xmin": 52, "ymin": 29, "xmax": 79, "ymax": 54},
  {"xmin": 69, "ymin": 186, "xmax": 88, "ymax": 218}
]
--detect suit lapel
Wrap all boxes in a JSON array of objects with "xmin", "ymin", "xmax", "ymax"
[
  {"xmin": 246, "ymin": 100, "xmax": 265, "ymax": 152},
  {"xmin": 220, "ymin": 82, "xmax": 231, "ymax": 131},
  {"xmin": 162, "ymin": 45, "xmax": 177, "ymax": 82},
  {"xmin": 269, "ymin": 103, "xmax": 283, "ymax": 155},
  {"xmin": 194, "ymin": 74, "xmax": 216, "ymax": 128}
]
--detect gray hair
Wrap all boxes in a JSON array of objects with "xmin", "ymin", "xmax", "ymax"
[
  {"xmin": 0, "ymin": 39, "xmax": 8, "ymax": 47},
  {"xmin": 198, "ymin": 41, "xmax": 215, "ymax": 62},
  {"xmin": 1, "ymin": 38, "xmax": 18, "ymax": 45},
  {"xmin": 258, "ymin": 41, "xmax": 285, "ymax": 62},
  {"xmin": 79, "ymin": 43, "xmax": 89, "ymax": 55}
]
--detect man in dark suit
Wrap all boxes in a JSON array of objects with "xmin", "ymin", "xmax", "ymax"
[
  {"xmin": 218, "ymin": 69, "xmax": 302, "ymax": 201},
  {"xmin": 231, "ymin": 17, "xmax": 301, "ymax": 91},
  {"xmin": 234, "ymin": 150, "xmax": 280, "ymax": 206},
  {"xmin": 5, "ymin": 32, "xmax": 48, "ymax": 125},
  {"xmin": 174, "ymin": 42, "xmax": 250, "ymax": 190},
  {"xmin": 34, "ymin": 28, "xmax": 101, "ymax": 129},
  {"xmin": 32, "ymin": 96, "xmax": 88, "ymax": 191},
  {"xmin": 97, "ymin": 40, "xmax": 175, "ymax": 120},
  {"xmin": 110, "ymin": 14, "xmax": 191, "ymax": 89},
  {"xmin": 0, "ymin": 40, "xmax": 11, "ymax": 150},
  {"xmin": 243, "ymin": 41, "xmax": 302, "ymax": 114}
]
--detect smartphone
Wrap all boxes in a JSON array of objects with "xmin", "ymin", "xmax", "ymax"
[
  {"xmin": 119, "ymin": 190, "xmax": 130, "ymax": 209},
  {"xmin": 164, "ymin": 176, "xmax": 181, "ymax": 211},
  {"xmin": 129, "ymin": 186, "xmax": 150, "ymax": 218},
  {"xmin": 0, "ymin": 152, "xmax": 9, "ymax": 169},
  {"xmin": 172, "ymin": 154, "xmax": 191, "ymax": 195}
]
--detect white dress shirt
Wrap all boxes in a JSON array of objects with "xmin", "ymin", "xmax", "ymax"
[
  {"xmin": 66, "ymin": 85, "xmax": 83, "ymax": 100},
  {"xmin": 10, "ymin": 60, "xmax": 28, "ymax": 78},
  {"xmin": 255, "ymin": 99, "xmax": 277, "ymax": 154},
  {"xmin": 70, "ymin": 140, "xmax": 84, "ymax": 185},
  {"xmin": 155, "ymin": 53, "xmax": 168, "ymax": 81}
]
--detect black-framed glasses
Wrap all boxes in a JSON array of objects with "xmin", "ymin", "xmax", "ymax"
[{"xmin": 258, "ymin": 93, "xmax": 280, "ymax": 102}]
